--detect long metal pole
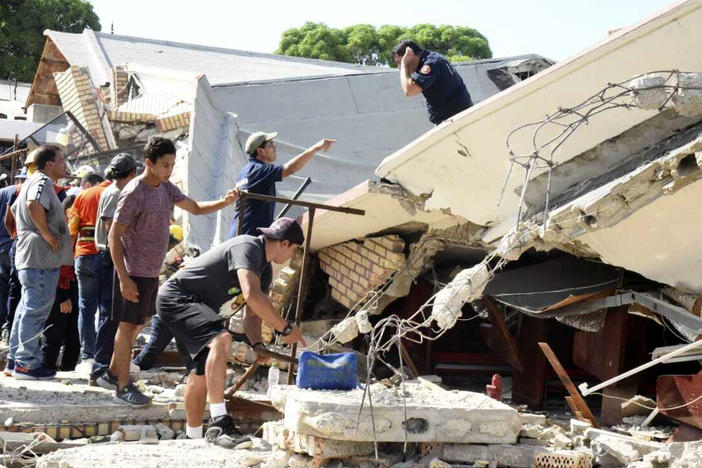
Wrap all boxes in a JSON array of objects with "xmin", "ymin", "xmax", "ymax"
[
  {"xmin": 579, "ymin": 338, "xmax": 702, "ymax": 396},
  {"xmin": 238, "ymin": 191, "xmax": 364, "ymax": 216},
  {"xmin": 276, "ymin": 177, "xmax": 311, "ymax": 220},
  {"xmin": 10, "ymin": 134, "xmax": 18, "ymax": 185},
  {"xmin": 286, "ymin": 207, "xmax": 315, "ymax": 384}
]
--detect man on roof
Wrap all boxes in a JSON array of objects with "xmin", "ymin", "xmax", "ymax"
[{"xmin": 392, "ymin": 40, "xmax": 473, "ymax": 125}]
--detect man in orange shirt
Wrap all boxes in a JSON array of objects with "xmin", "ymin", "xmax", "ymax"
[{"xmin": 68, "ymin": 173, "xmax": 111, "ymax": 371}]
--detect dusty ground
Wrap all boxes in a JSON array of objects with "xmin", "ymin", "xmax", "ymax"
[{"xmin": 36, "ymin": 438, "xmax": 283, "ymax": 468}]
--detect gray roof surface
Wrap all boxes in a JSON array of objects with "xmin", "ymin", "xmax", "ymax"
[{"xmin": 45, "ymin": 29, "xmax": 383, "ymax": 86}]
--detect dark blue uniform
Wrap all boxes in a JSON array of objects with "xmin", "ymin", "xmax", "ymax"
[
  {"xmin": 411, "ymin": 50, "xmax": 473, "ymax": 125},
  {"xmin": 229, "ymin": 157, "xmax": 284, "ymax": 238}
]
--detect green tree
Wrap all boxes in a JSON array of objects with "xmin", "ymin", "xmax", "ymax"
[
  {"xmin": 276, "ymin": 23, "xmax": 491, "ymax": 67},
  {"xmin": 0, "ymin": 0, "xmax": 100, "ymax": 82},
  {"xmin": 278, "ymin": 22, "xmax": 349, "ymax": 63}
]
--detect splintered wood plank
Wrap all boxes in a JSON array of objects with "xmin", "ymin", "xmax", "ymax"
[
  {"xmin": 482, "ymin": 297, "xmax": 524, "ymax": 371},
  {"xmin": 539, "ymin": 341, "xmax": 598, "ymax": 427}
]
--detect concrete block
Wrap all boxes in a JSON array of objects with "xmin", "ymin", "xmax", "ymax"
[
  {"xmin": 432, "ymin": 263, "xmax": 490, "ymax": 329},
  {"xmin": 262, "ymin": 420, "xmax": 374, "ymax": 457},
  {"xmin": 331, "ymin": 317, "xmax": 359, "ymax": 343},
  {"xmin": 271, "ymin": 382, "xmax": 520, "ymax": 443},
  {"xmin": 673, "ymin": 73, "xmax": 702, "ymax": 117},
  {"xmin": 27, "ymin": 104, "xmax": 64, "ymax": 124},
  {"xmin": 355, "ymin": 310, "xmax": 373, "ymax": 334},
  {"xmin": 443, "ymin": 443, "xmax": 537, "ymax": 467},
  {"xmin": 586, "ymin": 428, "xmax": 662, "ymax": 464},
  {"xmin": 630, "ymin": 74, "xmax": 668, "ymax": 110},
  {"xmin": 518, "ymin": 413, "xmax": 546, "ymax": 426},
  {"xmin": 155, "ymin": 422, "xmax": 174, "ymax": 440}
]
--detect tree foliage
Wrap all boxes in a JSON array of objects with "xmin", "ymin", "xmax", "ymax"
[
  {"xmin": 277, "ymin": 23, "xmax": 491, "ymax": 66},
  {"xmin": 0, "ymin": 0, "xmax": 101, "ymax": 82}
]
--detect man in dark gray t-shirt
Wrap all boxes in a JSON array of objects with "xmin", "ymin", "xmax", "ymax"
[{"xmin": 157, "ymin": 217, "xmax": 306, "ymax": 442}]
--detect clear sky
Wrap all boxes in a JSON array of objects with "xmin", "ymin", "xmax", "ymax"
[{"xmin": 90, "ymin": 0, "xmax": 677, "ymax": 62}]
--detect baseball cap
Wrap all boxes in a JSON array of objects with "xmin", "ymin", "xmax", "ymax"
[
  {"xmin": 15, "ymin": 167, "xmax": 28, "ymax": 180},
  {"xmin": 24, "ymin": 149, "xmax": 37, "ymax": 167},
  {"xmin": 257, "ymin": 217, "xmax": 304, "ymax": 245},
  {"xmin": 106, "ymin": 153, "xmax": 143, "ymax": 178},
  {"xmin": 245, "ymin": 131, "xmax": 277, "ymax": 155}
]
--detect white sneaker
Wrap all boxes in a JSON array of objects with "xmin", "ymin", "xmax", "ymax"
[
  {"xmin": 75, "ymin": 358, "xmax": 94, "ymax": 376},
  {"xmin": 129, "ymin": 361, "xmax": 141, "ymax": 375}
]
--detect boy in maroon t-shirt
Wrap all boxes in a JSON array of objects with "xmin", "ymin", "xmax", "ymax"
[{"xmin": 100, "ymin": 137, "xmax": 238, "ymax": 406}]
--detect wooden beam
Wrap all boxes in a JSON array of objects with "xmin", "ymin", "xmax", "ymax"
[
  {"xmin": 539, "ymin": 341, "xmax": 598, "ymax": 427},
  {"xmin": 481, "ymin": 297, "xmax": 524, "ymax": 371},
  {"xmin": 26, "ymin": 37, "xmax": 67, "ymax": 108},
  {"xmin": 512, "ymin": 317, "xmax": 548, "ymax": 409},
  {"xmin": 287, "ymin": 206, "xmax": 315, "ymax": 384}
]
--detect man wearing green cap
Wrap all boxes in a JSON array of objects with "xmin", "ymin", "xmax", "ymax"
[{"xmin": 228, "ymin": 132, "xmax": 335, "ymax": 238}]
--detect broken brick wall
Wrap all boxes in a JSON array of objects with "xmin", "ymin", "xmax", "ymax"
[
  {"xmin": 318, "ymin": 235, "xmax": 406, "ymax": 310},
  {"xmin": 156, "ymin": 111, "xmax": 191, "ymax": 132},
  {"xmin": 111, "ymin": 66, "xmax": 130, "ymax": 107},
  {"xmin": 53, "ymin": 65, "xmax": 113, "ymax": 153}
]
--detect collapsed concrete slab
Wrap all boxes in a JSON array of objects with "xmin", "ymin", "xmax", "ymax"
[
  {"xmin": 0, "ymin": 374, "xmax": 171, "ymax": 425},
  {"xmin": 262, "ymin": 421, "xmax": 374, "ymax": 458},
  {"xmin": 270, "ymin": 382, "xmax": 520, "ymax": 444}
]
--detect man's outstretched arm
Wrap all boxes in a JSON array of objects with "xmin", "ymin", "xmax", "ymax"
[
  {"xmin": 176, "ymin": 189, "xmax": 238, "ymax": 215},
  {"xmin": 282, "ymin": 139, "xmax": 336, "ymax": 178}
]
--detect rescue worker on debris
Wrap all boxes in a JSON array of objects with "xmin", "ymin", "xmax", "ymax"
[
  {"xmin": 158, "ymin": 217, "xmax": 306, "ymax": 444},
  {"xmin": 392, "ymin": 39, "xmax": 473, "ymax": 125},
  {"xmin": 228, "ymin": 132, "xmax": 335, "ymax": 238}
]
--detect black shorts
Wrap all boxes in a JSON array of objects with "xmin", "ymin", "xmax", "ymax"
[
  {"xmin": 112, "ymin": 272, "xmax": 159, "ymax": 325},
  {"xmin": 157, "ymin": 289, "xmax": 228, "ymax": 376}
]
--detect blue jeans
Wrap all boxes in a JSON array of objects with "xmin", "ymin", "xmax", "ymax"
[
  {"xmin": 9, "ymin": 268, "xmax": 60, "ymax": 369},
  {"xmin": 75, "ymin": 253, "xmax": 112, "ymax": 360},
  {"xmin": 133, "ymin": 315, "xmax": 173, "ymax": 370},
  {"xmin": 91, "ymin": 263, "xmax": 117, "ymax": 380},
  {"xmin": 0, "ymin": 248, "xmax": 12, "ymax": 328}
]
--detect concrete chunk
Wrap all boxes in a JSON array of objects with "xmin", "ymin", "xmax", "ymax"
[
  {"xmin": 442, "ymin": 443, "xmax": 538, "ymax": 467},
  {"xmin": 262, "ymin": 421, "xmax": 373, "ymax": 458},
  {"xmin": 271, "ymin": 382, "xmax": 520, "ymax": 443},
  {"xmin": 518, "ymin": 412, "xmax": 546, "ymax": 426}
]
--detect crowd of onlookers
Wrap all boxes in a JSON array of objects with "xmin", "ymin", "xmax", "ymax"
[
  {"xmin": 0, "ymin": 127, "xmax": 326, "ymax": 445},
  {"xmin": 0, "ymin": 137, "xmax": 238, "ymax": 406}
]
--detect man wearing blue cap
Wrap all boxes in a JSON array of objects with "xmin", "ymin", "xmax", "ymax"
[
  {"xmin": 229, "ymin": 132, "xmax": 335, "ymax": 238},
  {"xmin": 158, "ymin": 217, "xmax": 306, "ymax": 444}
]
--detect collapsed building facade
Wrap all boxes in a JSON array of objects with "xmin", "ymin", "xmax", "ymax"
[{"xmin": 4, "ymin": 1, "xmax": 702, "ymax": 467}]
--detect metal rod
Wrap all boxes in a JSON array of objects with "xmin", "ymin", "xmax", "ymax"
[
  {"xmin": 276, "ymin": 177, "xmax": 312, "ymax": 220},
  {"xmin": 579, "ymin": 338, "xmax": 702, "ymax": 396},
  {"xmin": 254, "ymin": 345, "xmax": 299, "ymax": 364},
  {"xmin": 287, "ymin": 206, "xmax": 316, "ymax": 384},
  {"xmin": 10, "ymin": 134, "xmax": 18, "ymax": 185},
  {"xmin": 66, "ymin": 111, "xmax": 103, "ymax": 153},
  {"xmin": 236, "ymin": 196, "xmax": 247, "ymax": 236},
  {"xmin": 239, "ymin": 190, "xmax": 364, "ymax": 216}
]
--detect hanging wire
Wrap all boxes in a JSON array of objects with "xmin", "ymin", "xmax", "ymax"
[{"xmin": 305, "ymin": 70, "xmax": 702, "ymax": 454}]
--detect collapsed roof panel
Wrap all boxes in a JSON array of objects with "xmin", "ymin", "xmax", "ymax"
[
  {"xmin": 43, "ymin": 29, "xmax": 382, "ymax": 89},
  {"xmin": 374, "ymin": 0, "xmax": 702, "ymax": 240}
]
